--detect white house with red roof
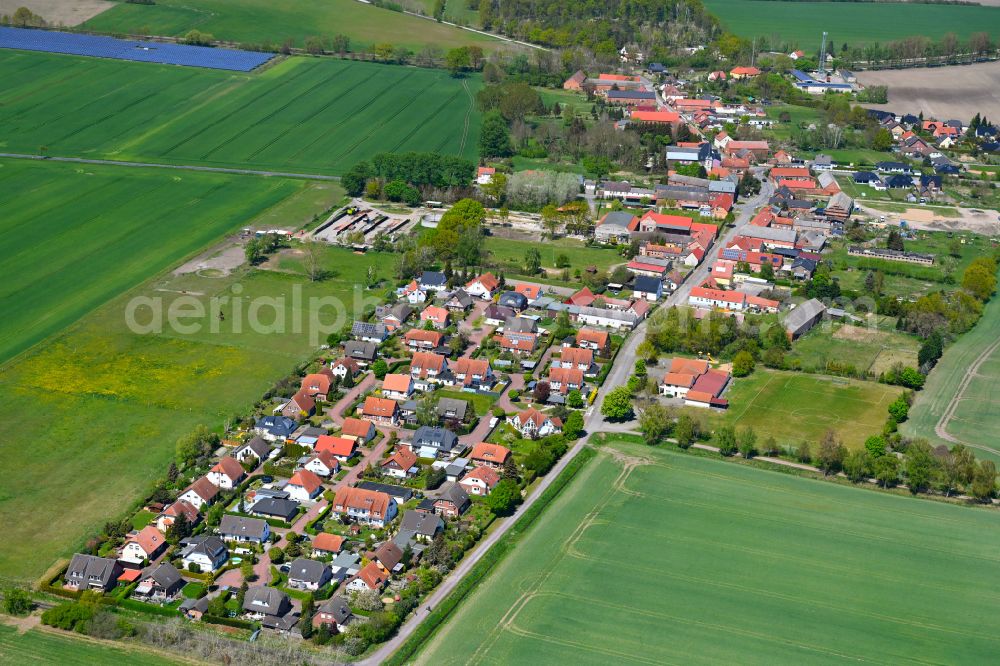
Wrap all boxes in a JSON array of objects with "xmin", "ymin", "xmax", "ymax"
[
  {"xmin": 285, "ymin": 470, "xmax": 324, "ymax": 502},
  {"xmin": 465, "ymin": 272, "xmax": 500, "ymax": 300},
  {"xmin": 316, "ymin": 435, "xmax": 358, "ymax": 461},
  {"xmin": 548, "ymin": 367, "xmax": 585, "ymax": 394},
  {"xmin": 121, "ymin": 526, "xmax": 167, "ymax": 564},
  {"xmin": 476, "ymin": 166, "xmax": 495, "ymax": 185},
  {"xmin": 303, "ymin": 450, "xmax": 341, "ymax": 477},
  {"xmin": 507, "ymin": 408, "xmax": 563, "ymax": 439},
  {"xmin": 381, "ymin": 373, "xmax": 413, "ymax": 401},
  {"xmin": 420, "ymin": 305, "xmax": 450, "ymax": 330},
  {"xmin": 400, "ymin": 280, "xmax": 428, "ymax": 304},
  {"xmin": 459, "ymin": 466, "xmax": 501, "ymax": 496},
  {"xmin": 381, "ymin": 447, "xmax": 419, "ymax": 479},
  {"xmin": 207, "ymin": 456, "xmax": 246, "ymax": 490},
  {"xmin": 689, "ymin": 285, "xmax": 779, "ymax": 313}
]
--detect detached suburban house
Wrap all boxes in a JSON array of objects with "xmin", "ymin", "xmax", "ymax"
[
  {"xmin": 302, "ymin": 450, "xmax": 341, "ymax": 477},
  {"xmin": 285, "ymin": 470, "xmax": 324, "ymax": 502},
  {"xmin": 508, "ymin": 408, "xmax": 563, "ymax": 439},
  {"xmin": 313, "ymin": 596, "xmax": 353, "ymax": 633},
  {"xmin": 381, "ymin": 447, "xmax": 419, "ymax": 478},
  {"xmin": 207, "ymin": 456, "xmax": 246, "ymax": 490},
  {"xmin": 155, "ymin": 500, "xmax": 199, "ymax": 533},
  {"xmin": 315, "ymin": 435, "xmax": 358, "ymax": 462},
  {"xmin": 233, "ymin": 437, "xmax": 272, "ymax": 465},
  {"xmin": 420, "ymin": 305, "xmax": 450, "ymax": 329},
  {"xmin": 409, "ymin": 426, "xmax": 461, "ymax": 460},
  {"xmin": 346, "ymin": 562, "xmax": 390, "ymax": 593},
  {"xmin": 432, "ymin": 483, "xmax": 471, "ymax": 518},
  {"xmin": 179, "ymin": 477, "xmax": 219, "ymax": 511},
  {"xmin": 331, "ymin": 486, "xmax": 398, "ymax": 527},
  {"xmin": 64, "ymin": 554, "xmax": 123, "ymax": 591},
  {"xmin": 340, "ymin": 417, "xmax": 376, "ymax": 444},
  {"xmin": 404, "ymin": 329, "xmax": 444, "ymax": 351},
  {"xmin": 465, "ymin": 272, "xmax": 500, "ymax": 300},
  {"xmin": 311, "ymin": 532, "xmax": 345, "ymax": 557},
  {"xmin": 219, "ymin": 515, "xmax": 271, "ymax": 544},
  {"xmin": 121, "ymin": 526, "xmax": 168, "ymax": 565},
  {"xmin": 243, "ymin": 587, "xmax": 294, "ymax": 630},
  {"xmin": 281, "ymin": 389, "xmax": 316, "ymax": 420},
  {"xmin": 381, "ymin": 373, "xmax": 414, "ymax": 401},
  {"xmin": 255, "ymin": 416, "xmax": 297, "ymax": 442},
  {"xmin": 300, "ymin": 369, "xmax": 336, "ymax": 401},
  {"xmin": 180, "ymin": 535, "xmax": 229, "ymax": 572},
  {"xmin": 362, "ymin": 396, "xmax": 400, "ymax": 426},
  {"xmin": 287, "ymin": 558, "xmax": 332, "ymax": 591},
  {"xmin": 459, "ymin": 466, "xmax": 501, "ymax": 496},
  {"xmin": 469, "ymin": 442, "xmax": 511, "ymax": 470},
  {"xmin": 135, "ymin": 563, "xmax": 184, "ymax": 602}
]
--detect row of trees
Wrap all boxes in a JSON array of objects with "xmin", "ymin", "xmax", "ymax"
[{"xmin": 343, "ymin": 152, "xmax": 476, "ymax": 197}]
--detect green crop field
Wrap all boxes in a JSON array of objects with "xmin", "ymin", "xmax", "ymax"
[
  {"xmin": 703, "ymin": 0, "xmax": 1000, "ymax": 46},
  {"xmin": 700, "ymin": 368, "xmax": 902, "ymax": 448},
  {"xmin": 0, "ymin": 157, "xmax": 308, "ymax": 365},
  {"xmin": 904, "ymin": 292, "xmax": 1000, "ymax": 462},
  {"xmin": 415, "ymin": 439, "xmax": 1000, "ymax": 664},
  {"xmin": 82, "ymin": 0, "xmax": 504, "ymax": 53},
  {"xmin": 0, "ymin": 625, "xmax": 182, "ymax": 665},
  {"xmin": 0, "ymin": 50, "xmax": 480, "ymax": 175}
]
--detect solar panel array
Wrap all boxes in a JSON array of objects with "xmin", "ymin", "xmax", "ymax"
[{"xmin": 0, "ymin": 26, "xmax": 274, "ymax": 71}]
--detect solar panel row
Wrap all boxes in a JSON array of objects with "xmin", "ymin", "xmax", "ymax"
[{"xmin": 0, "ymin": 26, "xmax": 274, "ymax": 72}]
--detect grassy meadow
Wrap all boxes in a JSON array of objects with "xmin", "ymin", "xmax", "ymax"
[
  {"xmin": 415, "ymin": 440, "xmax": 1000, "ymax": 664},
  {"xmin": 81, "ymin": 0, "xmax": 504, "ymax": 52},
  {"xmin": 485, "ymin": 237, "xmax": 625, "ymax": 274},
  {"xmin": 703, "ymin": 0, "xmax": 1000, "ymax": 46},
  {"xmin": 0, "ymin": 157, "xmax": 305, "ymax": 364},
  {"xmin": 0, "ymin": 51, "xmax": 481, "ymax": 175},
  {"xmin": 0, "ymin": 625, "xmax": 182, "ymax": 665},
  {"xmin": 786, "ymin": 321, "xmax": 921, "ymax": 377},
  {"xmin": 701, "ymin": 368, "xmax": 902, "ymax": 448}
]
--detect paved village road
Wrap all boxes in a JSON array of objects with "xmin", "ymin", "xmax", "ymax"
[{"xmin": 361, "ymin": 182, "xmax": 773, "ymax": 664}]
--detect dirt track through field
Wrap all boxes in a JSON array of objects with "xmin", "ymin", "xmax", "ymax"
[
  {"xmin": 935, "ymin": 336, "xmax": 1000, "ymax": 453},
  {"xmin": 858, "ymin": 61, "xmax": 1000, "ymax": 120}
]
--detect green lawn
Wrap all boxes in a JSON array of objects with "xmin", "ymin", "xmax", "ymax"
[
  {"xmin": 436, "ymin": 390, "xmax": 495, "ymax": 417},
  {"xmin": 130, "ymin": 510, "xmax": 156, "ymax": 531},
  {"xmin": 82, "ymin": 0, "xmax": 505, "ymax": 52},
  {"xmin": 415, "ymin": 439, "xmax": 1000, "ymax": 664},
  {"xmin": 0, "ymin": 157, "xmax": 303, "ymax": 365},
  {"xmin": 701, "ymin": 368, "xmax": 902, "ymax": 449},
  {"xmin": 182, "ymin": 582, "xmax": 207, "ymax": 599},
  {"xmin": 0, "ymin": 625, "xmax": 182, "ymax": 665},
  {"xmin": 904, "ymin": 291, "xmax": 1000, "ymax": 462},
  {"xmin": 0, "ymin": 51, "xmax": 480, "ymax": 175},
  {"xmin": 703, "ymin": 0, "xmax": 1000, "ymax": 45},
  {"xmin": 485, "ymin": 237, "xmax": 624, "ymax": 274},
  {"xmin": 825, "ymin": 235, "xmax": 982, "ymax": 284}
]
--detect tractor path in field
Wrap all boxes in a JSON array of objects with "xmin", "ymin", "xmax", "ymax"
[
  {"xmin": 0, "ymin": 152, "xmax": 340, "ymax": 181},
  {"xmin": 934, "ymin": 336, "xmax": 1000, "ymax": 450}
]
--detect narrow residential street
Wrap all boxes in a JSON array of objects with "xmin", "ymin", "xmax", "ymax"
[{"xmin": 361, "ymin": 176, "xmax": 775, "ymax": 665}]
